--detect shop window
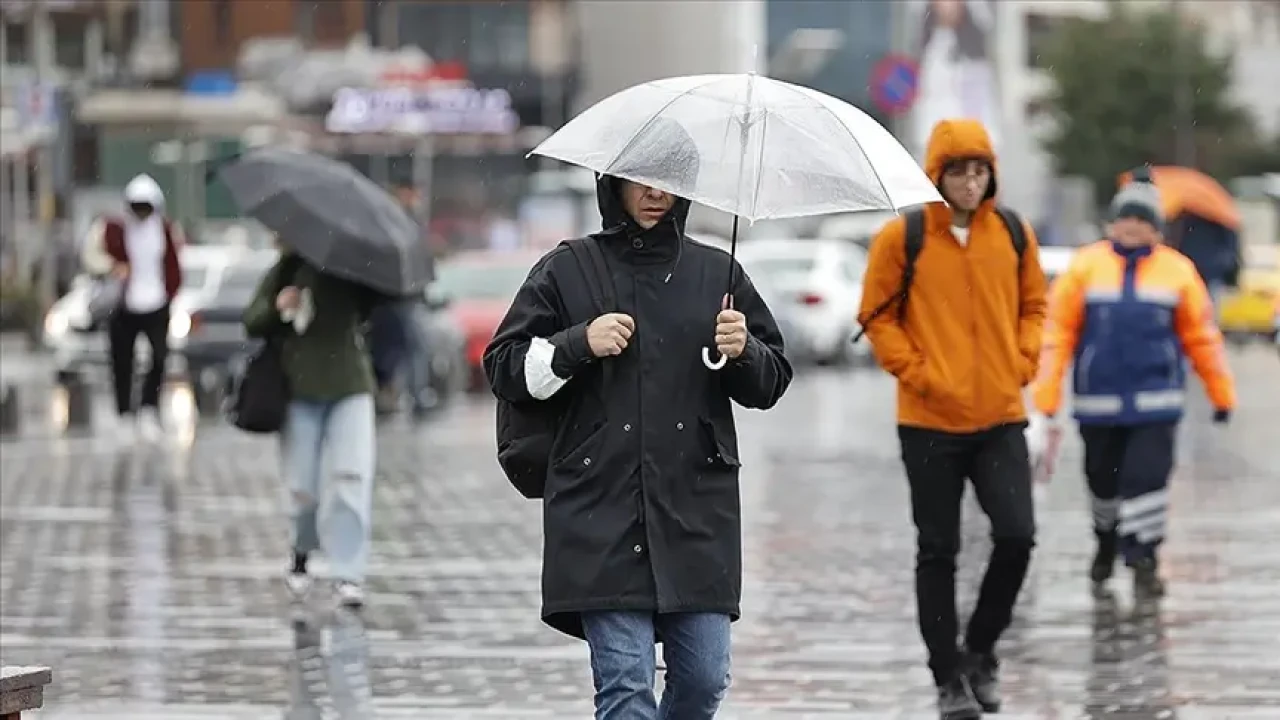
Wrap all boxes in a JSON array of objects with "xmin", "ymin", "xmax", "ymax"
[
  {"xmin": 52, "ymin": 13, "xmax": 88, "ymax": 70},
  {"xmin": 4, "ymin": 21, "xmax": 28, "ymax": 65},
  {"xmin": 398, "ymin": 1, "xmax": 530, "ymax": 71}
]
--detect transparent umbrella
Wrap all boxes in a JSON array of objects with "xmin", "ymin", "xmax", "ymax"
[{"xmin": 531, "ymin": 73, "xmax": 940, "ymax": 368}]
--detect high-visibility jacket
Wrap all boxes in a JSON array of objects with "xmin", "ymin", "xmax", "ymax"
[{"xmin": 1032, "ymin": 240, "xmax": 1236, "ymax": 424}]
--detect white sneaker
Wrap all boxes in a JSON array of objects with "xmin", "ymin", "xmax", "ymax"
[
  {"xmin": 137, "ymin": 409, "xmax": 163, "ymax": 444},
  {"xmin": 285, "ymin": 571, "xmax": 312, "ymax": 599},
  {"xmin": 335, "ymin": 581, "xmax": 365, "ymax": 609}
]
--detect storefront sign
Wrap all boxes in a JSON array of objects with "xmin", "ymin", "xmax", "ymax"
[{"xmin": 325, "ymin": 86, "xmax": 519, "ymax": 135}]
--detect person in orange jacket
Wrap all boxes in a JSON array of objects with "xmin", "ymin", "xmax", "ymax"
[
  {"xmin": 1032, "ymin": 180, "xmax": 1236, "ymax": 598},
  {"xmin": 858, "ymin": 119, "xmax": 1048, "ymax": 720}
]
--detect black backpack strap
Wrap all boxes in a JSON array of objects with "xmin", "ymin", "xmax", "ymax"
[
  {"xmin": 993, "ymin": 205, "xmax": 1028, "ymax": 275},
  {"xmin": 898, "ymin": 210, "xmax": 926, "ymax": 320},
  {"xmin": 851, "ymin": 209, "xmax": 925, "ymax": 343},
  {"xmin": 564, "ymin": 238, "xmax": 616, "ymax": 316},
  {"xmin": 564, "ymin": 237, "xmax": 616, "ymax": 388}
]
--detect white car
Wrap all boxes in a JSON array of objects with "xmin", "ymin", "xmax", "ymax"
[
  {"xmin": 737, "ymin": 238, "xmax": 871, "ymax": 365},
  {"xmin": 1039, "ymin": 245, "xmax": 1078, "ymax": 285},
  {"xmin": 43, "ymin": 246, "xmax": 248, "ymax": 380}
]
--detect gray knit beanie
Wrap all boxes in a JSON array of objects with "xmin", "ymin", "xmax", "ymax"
[{"xmin": 1110, "ymin": 182, "xmax": 1165, "ymax": 232}]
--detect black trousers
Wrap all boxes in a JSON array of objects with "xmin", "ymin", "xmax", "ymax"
[
  {"xmin": 899, "ymin": 423, "xmax": 1037, "ymax": 685},
  {"xmin": 107, "ymin": 306, "xmax": 170, "ymax": 416},
  {"xmin": 1080, "ymin": 422, "xmax": 1177, "ymax": 564}
]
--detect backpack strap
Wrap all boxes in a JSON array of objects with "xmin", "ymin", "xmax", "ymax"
[
  {"xmin": 851, "ymin": 209, "xmax": 925, "ymax": 343},
  {"xmin": 897, "ymin": 209, "xmax": 927, "ymax": 321},
  {"xmin": 563, "ymin": 237, "xmax": 617, "ymax": 388},
  {"xmin": 993, "ymin": 205, "xmax": 1028, "ymax": 276}
]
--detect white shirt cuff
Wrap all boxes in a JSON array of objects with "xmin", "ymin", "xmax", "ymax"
[{"xmin": 524, "ymin": 336, "xmax": 569, "ymax": 400}]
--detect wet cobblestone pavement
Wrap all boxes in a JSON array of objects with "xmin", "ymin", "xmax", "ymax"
[{"xmin": 1, "ymin": 347, "xmax": 1278, "ymax": 718}]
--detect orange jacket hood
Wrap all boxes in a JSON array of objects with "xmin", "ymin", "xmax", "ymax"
[{"xmin": 924, "ymin": 119, "xmax": 999, "ymax": 202}]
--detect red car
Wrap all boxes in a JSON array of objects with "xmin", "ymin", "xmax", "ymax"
[{"xmin": 433, "ymin": 250, "xmax": 545, "ymax": 390}]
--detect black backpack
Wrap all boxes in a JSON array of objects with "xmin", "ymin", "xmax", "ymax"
[
  {"xmin": 224, "ymin": 338, "xmax": 290, "ymax": 433},
  {"xmin": 223, "ymin": 255, "xmax": 304, "ymax": 434},
  {"xmin": 495, "ymin": 237, "xmax": 615, "ymax": 500},
  {"xmin": 853, "ymin": 206, "xmax": 1028, "ymax": 342}
]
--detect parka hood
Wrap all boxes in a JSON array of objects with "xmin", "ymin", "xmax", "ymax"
[
  {"xmin": 123, "ymin": 173, "xmax": 165, "ymax": 208},
  {"xmin": 924, "ymin": 119, "xmax": 999, "ymax": 203},
  {"xmin": 595, "ymin": 117, "xmax": 699, "ymax": 238}
]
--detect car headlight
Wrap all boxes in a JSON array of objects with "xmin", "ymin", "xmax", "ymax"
[
  {"xmin": 44, "ymin": 311, "xmax": 69, "ymax": 338},
  {"xmin": 169, "ymin": 311, "xmax": 192, "ymax": 340}
]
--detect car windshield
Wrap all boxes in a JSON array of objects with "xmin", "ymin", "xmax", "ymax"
[{"xmin": 434, "ymin": 262, "xmax": 530, "ymax": 301}]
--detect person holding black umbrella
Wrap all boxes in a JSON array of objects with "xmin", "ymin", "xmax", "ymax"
[
  {"xmin": 243, "ymin": 244, "xmax": 381, "ymax": 609},
  {"xmin": 220, "ymin": 148, "xmax": 433, "ymax": 609}
]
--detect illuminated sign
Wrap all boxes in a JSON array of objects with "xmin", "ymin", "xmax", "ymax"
[{"xmin": 325, "ymin": 86, "xmax": 519, "ymax": 135}]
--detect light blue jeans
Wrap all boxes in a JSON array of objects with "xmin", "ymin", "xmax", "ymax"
[
  {"xmin": 281, "ymin": 394, "xmax": 376, "ymax": 584},
  {"xmin": 581, "ymin": 611, "xmax": 732, "ymax": 720}
]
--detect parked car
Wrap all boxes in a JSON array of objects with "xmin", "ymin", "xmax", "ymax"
[
  {"xmin": 183, "ymin": 252, "xmax": 468, "ymax": 413},
  {"xmin": 433, "ymin": 250, "xmax": 545, "ymax": 390},
  {"xmin": 687, "ymin": 234, "xmax": 806, "ymax": 362},
  {"xmin": 1039, "ymin": 245, "xmax": 1078, "ymax": 286},
  {"xmin": 1218, "ymin": 246, "xmax": 1279, "ymax": 343},
  {"xmin": 43, "ymin": 245, "xmax": 245, "ymax": 382},
  {"xmin": 736, "ymin": 239, "xmax": 871, "ymax": 366},
  {"xmin": 815, "ymin": 210, "xmax": 897, "ymax": 251}
]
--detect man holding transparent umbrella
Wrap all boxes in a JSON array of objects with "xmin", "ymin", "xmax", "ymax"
[
  {"xmin": 484, "ymin": 123, "xmax": 792, "ymax": 718},
  {"xmin": 487, "ymin": 71, "xmax": 942, "ymax": 718}
]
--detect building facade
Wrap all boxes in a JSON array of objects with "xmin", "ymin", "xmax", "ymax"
[{"xmin": 176, "ymin": 0, "xmax": 366, "ymax": 74}]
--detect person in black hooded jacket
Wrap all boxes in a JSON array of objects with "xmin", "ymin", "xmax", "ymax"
[{"xmin": 483, "ymin": 128, "xmax": 792, "ymax": 718}]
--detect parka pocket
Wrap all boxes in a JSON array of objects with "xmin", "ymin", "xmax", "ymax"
[
  {"xmin": 548, "ymin": 422, "xmax": 608, "ymax": 496},
  {"xmin": 695, "ymin": 417, "xmax": 741, "ymax": 494}
]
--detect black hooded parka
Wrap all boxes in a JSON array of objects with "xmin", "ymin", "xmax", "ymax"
[{"xmin": 483, "ymin": 175, "xmax": 792, "ymax": 639}]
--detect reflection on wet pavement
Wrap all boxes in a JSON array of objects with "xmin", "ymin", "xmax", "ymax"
[
  {"xmin": 1, "ymin": 347, "xmax": 1278, "ymax": 718},
  {"xmin": 286, "ymin": 611, "xmax": 373, "ymax": 720}
]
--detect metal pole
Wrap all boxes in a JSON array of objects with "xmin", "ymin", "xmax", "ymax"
[
  {"xmin": 1172, "ymin": 0, "xmax": 1196, "ymax": 167},
  {"xmin": 33, "ymin": 0, "xmax": 58, "ymax": 308},
  {"xmin": 13, "ymin": 148, "xmax": 30, "ymax": 282}
]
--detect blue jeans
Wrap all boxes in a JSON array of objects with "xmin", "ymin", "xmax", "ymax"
[
  {"xmin": 581, "ymin": 611, "xmax": 731, "ymax": 720},
  {"xmin": 282, "ymin": 394, "xmax": 376, "ymax": 583},
  {"xmin": 399, "ymin": 301, "xmax": 432, "ymax": 410}
]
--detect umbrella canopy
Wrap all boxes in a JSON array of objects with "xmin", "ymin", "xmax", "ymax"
[
  {"xmin": 217, "ymin": 148, "xmax": 433, "ymax": 297},
  {"xmin": 1118, "ymin": 166, "xmax": 1241, "ymax": 230},
  {"xmin": 531, "ymin": 73, "xmax": 941, "ymax": 222}
]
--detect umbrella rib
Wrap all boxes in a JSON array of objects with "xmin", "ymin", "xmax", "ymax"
[
  {"xmin": 821, "ymin": 102, "xmax": 895, "ymax": 209},
  {"xmin": 747, "ymin": 108, "xmax": 770, "ymax": 220},
  {"xmin": 600, "ymin": 76, "xmax": 727, "ymax": 176},
  {"xmin": 779, "ymin": 82, "xmax": 897, "ymax": 210}
]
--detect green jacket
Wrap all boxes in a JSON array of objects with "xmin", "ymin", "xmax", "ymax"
[{"xmin": 242, "ymin": 255, "xmax": 377, "ymax": 402}]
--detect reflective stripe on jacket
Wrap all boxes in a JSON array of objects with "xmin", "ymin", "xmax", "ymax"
[{"xmin": 1032, "ymin": 240, "xmax": 1236, "ymax": 425}]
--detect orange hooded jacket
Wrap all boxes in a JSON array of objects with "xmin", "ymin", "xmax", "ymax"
[{"xmin": 857, "ymin": 119, "xmax": 1049, "ymax": 433}]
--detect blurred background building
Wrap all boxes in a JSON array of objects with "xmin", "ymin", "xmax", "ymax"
[{"xmin": 1, "ymin": 0, "xmax": 1277, "ymax": 296}]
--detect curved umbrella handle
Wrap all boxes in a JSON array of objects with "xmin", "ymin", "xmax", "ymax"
[{"xmin": 702, "ymin": 346, "xmax": 728, "ymax": 370}]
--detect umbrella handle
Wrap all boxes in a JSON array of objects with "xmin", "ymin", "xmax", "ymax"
[{"xmin": 702, "ymin": 346, "xmax": 728, "ymax": 370}]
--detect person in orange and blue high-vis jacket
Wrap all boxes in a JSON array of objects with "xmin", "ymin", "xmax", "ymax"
[{"xmin": 1031, "ymin": 181, "xmax": 1236, "ymax": 599}]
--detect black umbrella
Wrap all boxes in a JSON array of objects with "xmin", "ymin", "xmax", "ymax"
[{"xmin": 215, "ymin": 148, "xmax": 433, "ymax": 297}]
